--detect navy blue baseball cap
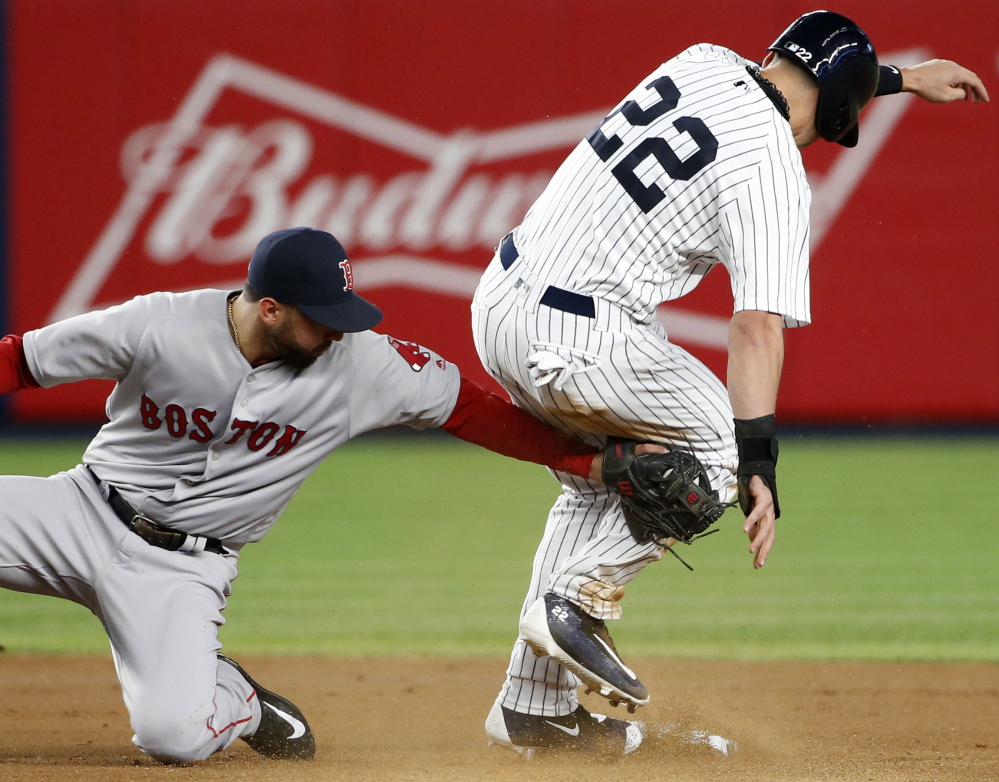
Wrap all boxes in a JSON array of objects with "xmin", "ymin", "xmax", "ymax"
[{"xmin": 248, "ymin": 227, "xmax": 383, "ymax": 333}]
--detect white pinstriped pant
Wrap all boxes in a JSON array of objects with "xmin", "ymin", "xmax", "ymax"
[{"xmin": 472, "ymin": 252, "xmax": 738, "ymax": 717}]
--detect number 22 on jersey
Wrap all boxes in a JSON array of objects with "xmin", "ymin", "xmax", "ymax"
[{"xmin": 586, "ymin": 75, "xmax": 719, "ymax": 213}]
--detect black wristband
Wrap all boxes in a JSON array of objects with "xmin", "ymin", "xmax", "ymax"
[
  {"xmin": 734, "ymin": 415, "xmax": 780, "ymax": 519},
  {"xmin": 734, "ymin": 415, "xmax": 778, "ymax": 470},
  {"xmin": 874, "ymin": 65, "xmax": 903, "ymax": 97}
]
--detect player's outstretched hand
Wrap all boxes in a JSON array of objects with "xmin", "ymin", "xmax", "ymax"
[
  {"xmin": 902, "ymin": 59, "xmax": 989, "ymax": 104},
  {"xmin": 743, "ymin": 475, "xmax": 776, "ymax": 569}
]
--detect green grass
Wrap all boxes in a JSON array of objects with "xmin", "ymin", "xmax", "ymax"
[{"xmin": 0, "ymin": 436, "xmax": 996, "ymax": 660}]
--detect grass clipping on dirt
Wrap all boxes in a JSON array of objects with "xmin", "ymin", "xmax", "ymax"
[{"xmin": 0, "ymin": 435, "xmax": 996, "ymax": 659}]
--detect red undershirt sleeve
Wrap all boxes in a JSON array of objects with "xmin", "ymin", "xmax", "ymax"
[
  {"xmin": 440, "ymin": 376, "xmax": 597, "ymax": 478},
  {"xmin": 0, "ymin": 335, "xmax": 39, "ymax": 395}
]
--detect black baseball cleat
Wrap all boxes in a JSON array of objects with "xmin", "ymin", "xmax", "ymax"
[
  {"xmin": 485, "ymin": 700, "xmax": 644, "ymax": 756},
  {"xmin": 217, "ymin": 654, "xmax": 316, "ymax": 760},
  {"xmin": 519, "ymin": 593, "xmax": 650, "ymax": 710}
]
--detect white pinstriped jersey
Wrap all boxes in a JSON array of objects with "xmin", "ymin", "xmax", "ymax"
[{"xmin": 514, "ymin": 44, "xmax": 811, "ymax": 327}]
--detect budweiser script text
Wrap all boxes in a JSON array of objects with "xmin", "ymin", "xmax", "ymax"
[{"xmin": 123, "ymin": 120, "xmax": 554, "ymax": 265}]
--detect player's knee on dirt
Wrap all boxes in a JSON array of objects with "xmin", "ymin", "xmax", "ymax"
[{"xmin": 130, "ymin": 711, "xmax": 219, "ymax": 764}]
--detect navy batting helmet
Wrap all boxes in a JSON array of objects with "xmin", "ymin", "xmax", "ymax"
[{"xmin": 768, "ymin": 10, "xmax": 879, "ymax": 148}]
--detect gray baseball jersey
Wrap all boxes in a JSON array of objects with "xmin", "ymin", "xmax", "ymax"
[{"xmin": 23, "ymin": 288, "xmax": 460, "ymax": 544}]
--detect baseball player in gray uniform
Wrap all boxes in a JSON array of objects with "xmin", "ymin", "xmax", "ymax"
[
  {"xmin": 0, "ymin": 227, "xmax": 636, "ymax": 762},
  {"xmin": 473, "ymin": 11, "xmax": 988, "ymax": 754}
]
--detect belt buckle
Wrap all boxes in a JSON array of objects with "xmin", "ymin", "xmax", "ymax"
[
  {"xmin": 129, "ymin": 512, "xmax": 155, "ymax": 531},
  {"xmin": 129, "ymin": 514, "xmax": 186, "ymax": 552},
  {"xmin": 132, "ymin": 514, "xmax": 214, "ymax": 554}
]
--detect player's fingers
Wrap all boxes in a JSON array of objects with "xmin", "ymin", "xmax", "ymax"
[
  {"xmin": 742, "ymin": 478, "xmax": 772, "ymax": 534},
  {"xmin": 964, "ymin": 78, "xmax": 989, "ymax": 103},
  {"xmin": 744, "ymin": 500, "xmax": 765, "ymax": 528},
  {"xmin": 954, "ymin": 68, "xmax": 989, "ymax": 103},
  {"xmin": 635, "ymin": 443, "xmax": 668, "ymax": 455},
  {"xmin": 748, "ymin": 523, "xmax": 773, "ymax": 570},
  {"xmin": 948, "ymin": 72, "xmax": 987, "ymax": 104},
  {"xmin": 939, "ymin": 84, "xmax": 971, "ymax": 103},
  {"xmin": 744, "ymin": 512, "xmax": 766, "ymax": 539},
  {"xmin": 748, "ymin": 512, "xmax": 774, "ymax": 553},
  {"xmin": 753, "ymin": 525, "xmax": 775, "ymax": 568},
  {"xmin": 751, "ymin": 514, "xmax": 776, "ymax": 567},
  {"xmin": 743, "ymin": 503, "xmax": 765, "ymax": 534},
  {"xmin": 951, "ymin": 83, "xmax": 973, "ymax": 102}
]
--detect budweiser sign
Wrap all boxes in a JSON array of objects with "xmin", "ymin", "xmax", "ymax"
[
  {"xmin": 51, "ymin": 50, "xmax": 922, "ymax": 350},
  {"xmin": 51, "ymin": 54, "xmax": 604, "ymax": 323}
]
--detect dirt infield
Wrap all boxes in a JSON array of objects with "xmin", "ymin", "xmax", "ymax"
[{"xmin": 1, "ymin": 655, "xmax": 997, "ymax": 781}]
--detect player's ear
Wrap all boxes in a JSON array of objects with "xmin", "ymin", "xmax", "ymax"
[{"xmin": 258, "ymin": 297, "xmax": 282, "ymax": 326}]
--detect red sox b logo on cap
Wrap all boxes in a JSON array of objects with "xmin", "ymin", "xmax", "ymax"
[{"xmin": 339, "ymin": 259, "xmax": 353, "ymax": 291}]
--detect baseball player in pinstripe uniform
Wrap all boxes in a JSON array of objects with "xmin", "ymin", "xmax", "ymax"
[{"xmin": 475, "ymin": 11, "xmax": 988, "ymax": 754}]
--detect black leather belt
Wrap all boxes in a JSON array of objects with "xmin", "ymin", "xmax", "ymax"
[
  {"xmin": 86, "ymin": 466, "xmax": 226, "ymax": 555},
  {"xmin": 499, "ymin": 234, "xmax": 596, "ymax": 319}
]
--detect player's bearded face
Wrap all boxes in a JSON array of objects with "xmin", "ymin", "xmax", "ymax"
[{"xmin": 266, "ymin": 313, "xmax": 335, "ymax": 371}]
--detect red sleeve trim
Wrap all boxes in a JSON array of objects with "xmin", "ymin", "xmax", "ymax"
[
  {"xmin": 440, "ymin": 376, "xmax": 596, "ymax": 478},
  {"xmin": 0, "ymin": 335, "xmax": 39, "ymax": 395}
]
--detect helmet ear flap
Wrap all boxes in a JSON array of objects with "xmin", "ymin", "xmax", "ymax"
[
  {"xmin": 814, "ymin": 82, "xmax": 854, "ymax": 143},
  {"xmin": 812, "ymin": 55, "xmax": 878, "ymax": 146},
  {"xmin": 831, "ymin": 100, "xmax": 853, "ymax": 137},
  {"xmin": 768, "ymin": 10, "xmax": 879, "ymax": 147}
]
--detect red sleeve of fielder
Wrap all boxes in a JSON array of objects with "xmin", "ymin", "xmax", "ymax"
[
  {"xmin": 440, "ymin": 376, "xmax": 597, "ymax": 478},
  {"xmin": 0, "ymin": 335, "xmax": 39, "ymax": 395}
]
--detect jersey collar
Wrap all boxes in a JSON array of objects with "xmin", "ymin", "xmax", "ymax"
[{"xmin": 745, "ymin": 65, "xmax": 791, "ymax": 121}]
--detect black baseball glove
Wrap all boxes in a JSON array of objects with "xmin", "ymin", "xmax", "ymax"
[{"xmin": 601, "ymin": 438, "xmax": 729, "ymax": 545}]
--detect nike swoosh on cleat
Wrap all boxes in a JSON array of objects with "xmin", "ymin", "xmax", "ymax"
[
  {"xmin": 544, "ymin": 721, "xmax": 580, "ymax": 736},
  {"xmin": 593, "ymin": 635, "xmax": 638, "ymax": 680},
  {"xmin": 263, "ymin": 701, "xmax": 306, "ymax": 739}
]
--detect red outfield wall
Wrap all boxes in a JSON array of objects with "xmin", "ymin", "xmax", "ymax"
[{"xmin": 8, "ymin": 0, "xmax": 999, "ymax": 424}]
